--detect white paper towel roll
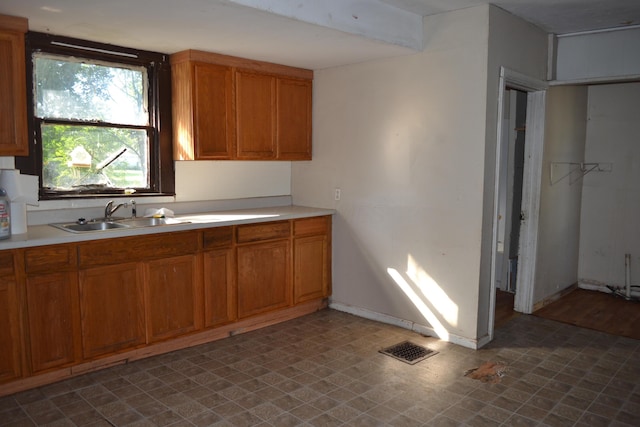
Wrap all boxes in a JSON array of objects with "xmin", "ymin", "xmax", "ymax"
[{"xmin": 10, "ymin": 202, "xmax": 27, "ymax": 235}]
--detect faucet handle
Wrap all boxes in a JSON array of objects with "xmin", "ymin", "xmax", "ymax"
[{"xmin": 104, "ymin": 200, "xmax": 114, "ymax": 219}]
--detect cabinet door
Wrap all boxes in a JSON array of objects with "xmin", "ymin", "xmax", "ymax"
[
  {"xmin": 79, "ymin": 263, "xmax": 145, "ymax": 359},
  {"xmin": 144, "ymin": 254, "xmax": 200, "ymax": 342},
  {"xmin": 193, "ymin": 62, "xmax": 234, "ymax": 159},
  {"xmin": 236, "ymin": 70, "xmax": 276, "ymax": 159},
  {"xmin": 237, "ymin": 240, "xmax": 291, "ymax": 318},
  {"xmin": 25, "ymin": 272, "xmax": 79, "ymax": 372},
  {"xmin": 0, "ymin": 272, "xmax": 21, "ymax": 383},
  {"xmin": 277, "ymin": 78, "xmax": 312, "ymax": 160},
  {"xmin": 0, "ymin": 18, "xmax": 28, "ymax": 156},
  {"xmin": 203, "ymin": 248, "xmax": 236, "ymax": 327},
  {"xmin": 294, "ymin": 235, "xmax": 329, "ymax": 303},
  {"xmin": 172, "ymin": 61, "xmax": 234, "ymax": 160}
]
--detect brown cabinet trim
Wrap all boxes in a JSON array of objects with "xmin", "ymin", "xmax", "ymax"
[
  {"xmin": 24, "ymin": 245, "xmax": 77, "ymax": 273},
  {"xmin": 170, "ymin": 49, "xmax": 313, "ymax": 80},
  {"xmin": 203, "ymin": 226, "xmax": 234, "ymax": 249},
  {"xmin": 0, "ymin": 15, "xmax": 28, "ymax": 33},
  {"xmin": 78, "ymin": 231, "xmax": 198, "ymax": 268},
  {"xmin": 236, "ymin": 221, "xmax": 291, "ymax": 244}
]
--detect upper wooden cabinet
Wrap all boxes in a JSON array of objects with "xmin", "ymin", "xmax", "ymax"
[
  {"xmin": 0, "ymin": 15, "xmax": 28, "ymax": 156},
  {"xmin": 277, "ymin": 78, "xmax": 312, "ymax": 160},
  {"xmin": 172, "ymin": 60, "xmax": 235, "ymax": 160},
  {"xmin": 171, "ymin": 50, "xmax": 312, "ymax": 161},
  {"xmin": 236, "ymin": 70, "xmax": 276, "ymax": 159}
]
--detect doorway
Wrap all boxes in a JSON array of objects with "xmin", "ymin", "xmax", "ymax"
[
  {"xmin": 487, "ymin": 67, "xmax": 547, "ymax": 343},
  {"xmin": 496, "ymin": 88, "xmax": 527, "ymax": 294}
]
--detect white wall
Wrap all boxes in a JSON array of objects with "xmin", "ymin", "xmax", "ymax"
[
  {"xmin": 175, "ymin": 161, "xmax": 291, "ymax": 201},
  {"xmin": 579, "ymin": 82, "xmax": 640, "ymax": 288},
  {"xmin": 292, "ymin": 6, "xmax": 491, "ymax": 347},
  {"xmin": 0, "ymin": 158, "xmax": 291, "ymax": 225},
  {"xmin": 555, "ymin": 27, "xmax": 640, "ymax": 83},
  {"xmin": 0, "ymin": 157, "xmax": 15, "ymax": 169},
  {"xmin": 534, "ymin": 85, "xmax": 587, "ymax": 303}
]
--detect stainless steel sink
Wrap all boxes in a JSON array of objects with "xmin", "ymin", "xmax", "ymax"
[
  {"xmin": 51, "ymin": 221, "xmax": 130, "ymax": 233},
  {"xmin": 50, "ymin": 217, "xmax": 191, "ymax": 233}
]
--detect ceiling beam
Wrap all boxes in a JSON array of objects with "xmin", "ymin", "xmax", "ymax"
[{"xmin": 227, "ymin": 0, "xmax": 424, "ymax": 50}]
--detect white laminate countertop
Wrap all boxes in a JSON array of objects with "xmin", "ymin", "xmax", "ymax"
[{"xmin": 0, "ymin": 205, "xmax": 335, "ymax": 250}]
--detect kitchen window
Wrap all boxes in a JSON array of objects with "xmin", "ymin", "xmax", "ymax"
[{"xmin": 17, "ymin": 32, "xmax": 174, "ymax": 199}]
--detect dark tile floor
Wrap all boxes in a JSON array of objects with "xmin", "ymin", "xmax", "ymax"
[{"xmin": 1, "ymin": 309, "xmax": 639, "ymax": 426}]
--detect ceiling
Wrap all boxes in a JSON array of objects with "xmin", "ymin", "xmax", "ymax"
[{"xmin": 1, "ymin": 0, "xmax": 639, "ymax": 70}]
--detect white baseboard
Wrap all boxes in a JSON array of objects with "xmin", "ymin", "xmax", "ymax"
[
  {"xmin": 329, "ymin": 301, "xmax": 482, "ymax": 350},
  {"xmin": 578, "ymin": 281, "xmax": 612, "ymax": 293},
  {"xmin": 579, "ymin": 280, "xmax": 640, "ymax": 298}
]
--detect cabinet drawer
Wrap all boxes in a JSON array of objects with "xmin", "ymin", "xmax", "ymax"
[
  {"xmin": 237, "ymin": 221, "xmax": 290, "ymax": 243},
  {"xmin": 25, "ymin": 245, "xmax": 76, "ymax": 273},
  {"xmin": 0, "ymin": 251, "xmax": 14, "ymax": 276},
  {"xmin": 203, "ymin": 226, "xmax": 233, "ymax": 249},
  {"xmin": 293, "ymin": 216, "xmax": 329, "ymax": 236},
  {"xmin": 78, "ymin": 231, "xmax": 198, "ymax": 267}
]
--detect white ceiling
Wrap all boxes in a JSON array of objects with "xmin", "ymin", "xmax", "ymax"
[
  {"xmin": 381, "ymin": 0, "xmax": 640, "ymax": 34},
  {"xmin": 1, "ymin": 0, "xmax": 639, "ymax": 70}
]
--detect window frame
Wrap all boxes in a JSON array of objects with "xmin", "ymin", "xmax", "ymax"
[{"xmin": 17, "ymin": 32, "xmax": 174, "ymax": 199}]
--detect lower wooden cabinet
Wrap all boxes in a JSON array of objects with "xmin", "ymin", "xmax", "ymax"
[
  {"xmin": 294, "ymin": 235, "xmax": 329, "ymax": 303},
  {"xmin": 25, "ymin": 272, "xmax": 79, "ymax": 372},
  {"xmin": 203, "ymin": 248, "xmax": 236, "ymax": 327},
  {"xmin": 79, "ymin": 263, "xmax": 145, "ymax": 358},
  {"xmin": 293, "ymin": 216, "xmax": 331, "ymax": 303},
  {"xmin": 144, "ymin": 254, "xmax": 200, "ymax": 342},
  {"xmin": 237, "ymin": 239, "xmax": 291, "ymax": 318},
  {"xmin": 0, "ymin": 250, "xmax": 21, "ymax": 382},
  {"xmin": 23, "ymin": 244, "xmax": 80, "ymax": 374},
  {"xmin": 0, "ymin": 215, "xmax": 331, "ymax": 393}
]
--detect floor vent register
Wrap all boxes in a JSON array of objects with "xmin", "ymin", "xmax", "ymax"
[{"xmin": 379, "ymin": 341, "xmax": 437, "ymax": 365}]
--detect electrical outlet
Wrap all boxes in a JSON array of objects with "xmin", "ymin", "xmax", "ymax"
[{"xmin": 334, "ymin": 188, "xmax": 341, "ymax": 201}]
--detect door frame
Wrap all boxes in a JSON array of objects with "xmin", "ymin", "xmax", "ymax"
[{"xmin": 488, "ymin": 67, "xmax": 547, "ymax": 340}]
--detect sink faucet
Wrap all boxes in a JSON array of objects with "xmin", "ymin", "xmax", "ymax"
[{"xmin": 104, "ymin": 200, "xmax": 124, "ymax": 220}]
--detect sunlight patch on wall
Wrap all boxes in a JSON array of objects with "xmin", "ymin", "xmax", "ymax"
[
  {"xmin": 387, "ymin": 267, "xmax": 450, "ymax": 341},
  {"xmin": 407, "ymin": 254, "xmax": 459, "ymax": 327}
]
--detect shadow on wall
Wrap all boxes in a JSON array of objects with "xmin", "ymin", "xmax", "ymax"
[
  {"xmin": 332, "ymin": 213, "xmax": 459, "ymax": 341},
  {"xmin": 387, "ymin": 253, "xmax": 458, "ymax": 341}
]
